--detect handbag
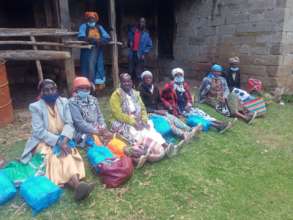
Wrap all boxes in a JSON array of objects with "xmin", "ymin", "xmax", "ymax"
[
  {"xmin": 242, "ymin": 98, "xmax": 267, "ymax": 116},
  {"xmin": 98, "ymin": 156, "xmax": 134, "ymax": 188}
]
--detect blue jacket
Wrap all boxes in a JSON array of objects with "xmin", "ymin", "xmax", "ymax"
[{"xmin": 128, "ymin": 27, "xmax": 152, "ymax": 58}]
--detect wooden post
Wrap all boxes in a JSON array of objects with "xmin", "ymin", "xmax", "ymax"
[
  {"xmin": 64, "ymin": 58, "xmax": 75, "ymax": 94},
  {"xmin": 109, "ymin": 0, "xmax": 120, "ymax": 88},
  {"xmin": 57, "ymin": 0, "xmax": 75, "ymax": 92},
  {"xmin": 58, "ymin": 0, "xmax": 71, "ymax": 30},
  {"xmin": 30, "ymin": 36, "xmax": 44, "ymax": 81}
]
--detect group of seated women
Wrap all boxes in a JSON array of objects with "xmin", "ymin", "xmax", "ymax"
[{"xmin": 20, "ymin": 63, "xmax": 262, "ymax": 202}]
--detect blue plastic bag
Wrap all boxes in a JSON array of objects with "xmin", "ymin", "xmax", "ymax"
[
  {"xmin": 186, "ymin": 115, "xmax": 211, "ymax": 131},
  {"xmin": 149, "ymin": 114, "xmax": 172, "ymax": 136},
  {"xmin": 20, "ymin": 176, "xmax": 63, "ymax": 215},
  {"xmin": 87, "ymin": 145, "xmax": 115, "ymax": 173},
  {"xmin": 0, "ymin": 172, "xmax": 16, "ymax": 205}
]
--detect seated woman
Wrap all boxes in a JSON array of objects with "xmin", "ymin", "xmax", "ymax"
[
  {"xmin": 69, "ymin": 77, "xmax": 112, "ymax": 147},
  {"xmin": 138, "ymin": 70, "xmax": 201, "ymax": 142},
  {"xmin": 161, "ymin": 68, "xmax": 232, "ymax": 133},
  {"xmin": 110, "ymin": 73, "xmax": 178, "ymax": 166},
  {"xmin": 20, "ymin": 79, "xmax": 94, "ymax": 201},
  {"xmin": 198, "ymin": 64, "xmax": 230, "ymax": 116},
  {"xmin": 199, "ymin": 64, "xmax": 256, "ymax": 123}
]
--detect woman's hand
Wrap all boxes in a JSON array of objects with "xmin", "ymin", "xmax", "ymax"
[{"xmin": 60, "ymin": 137, "xmax": 71, "ymax": 157}]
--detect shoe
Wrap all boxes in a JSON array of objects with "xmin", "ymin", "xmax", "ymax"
[
  {"xmin": 219, "ymin": 121, "xmax": 232, "ymax": 134},
  {"xmin": 248, "ymin": 112, "xmax": 257, "ymax": 125},
  {"xmin": 74, "ymin": 182, "xmax": 95, "ymax": 202}
]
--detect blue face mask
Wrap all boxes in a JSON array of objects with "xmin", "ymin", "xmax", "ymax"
[
  {"xmin": 87, "ymin": 22, "xmax": 96, "ymax": 28},
  {"xmin": 77, "ymin": 90, "xmax": 90, "ymax": 99},
  {"xmin": 174, "ymin": 76, "xmax": 184, "ymax": 84},
  {"xmin": 42, "ymin": 93, "xmax": 59, "ymax": 104}
]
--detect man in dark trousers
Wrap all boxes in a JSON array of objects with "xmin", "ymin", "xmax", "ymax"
[{"xmin": 128, "ymin": 17, "xmax": 153, "ymax": 85}]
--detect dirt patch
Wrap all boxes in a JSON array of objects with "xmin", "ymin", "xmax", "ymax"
[{"xmin": 0, "ymin": 109, "xmax": 31, "ymax": 147}]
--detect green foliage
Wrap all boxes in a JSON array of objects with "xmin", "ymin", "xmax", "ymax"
[{"xmin": 0, "ymin": 102, "xmax": 293, "ymax": 220}]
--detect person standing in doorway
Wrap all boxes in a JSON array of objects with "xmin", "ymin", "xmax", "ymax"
[
  {"xmin": 78, "ymin": 11, "xmax": 110, "ymax": 91},
  {"xmin": 128, "ymin": 17, "xmax": 153, "ymax": 85}
]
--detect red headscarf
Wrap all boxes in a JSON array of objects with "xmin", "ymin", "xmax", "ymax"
[{"xmin": 84, "ymin": 11, "xmax": 99, "ymax": 21}]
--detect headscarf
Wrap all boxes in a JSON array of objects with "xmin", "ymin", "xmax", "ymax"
[
  {"xmin": 228, "ymin": 56, "xmax": 240, "ymax": 64},
  {"xmin": 171, "ymin": 68, "xmax": 184, "ymax": 78},
  {"xmin": 38, "ymin": 79, "xmax": 57, "ymax": 92},
  {"xmin": 172, "ymin": 68, "xmax": 185, "ymax": 93},
  {"xmin": 37, "ymin": 79, "xmax": 59, "ymax": 103},
  {"xmin": 141, "ymin": 71, "xmax": 154, "ymax": 93},
  {"xmin": 211, "ymin": 64, "xmax": 223, "ymax": 72},
  {"xmin": 84, "ymin": 11, "xmax": 99, "ymax": 21},
  {"xmin": 73, "ymin": 76, "xmax": 91, "ymax": 92},
  {"xmin": 141, "ymin": 70, "xmax": 152, "ymax": 79}
]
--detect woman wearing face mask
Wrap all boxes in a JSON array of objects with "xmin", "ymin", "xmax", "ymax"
[
  {"xmin": 78, "ymin": 11, "xmax": 110, "ymax": 91},
  {"xmin": 20, "ymin": 79, "xmax": 94, "ymax": 201},
  {"xmin": 69, "ymin": 77, "xmax": 113, "ymax": 147},
  {"xmin": 161, "ymin": 68, "xmax": 233, "ymax": 133}
]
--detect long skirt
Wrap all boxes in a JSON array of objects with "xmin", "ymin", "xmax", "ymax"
[{"xmin": 37, "ymin": 143, "xmax": 86, "ymax": 186}]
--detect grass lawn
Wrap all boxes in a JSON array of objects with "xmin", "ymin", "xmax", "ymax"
[{"xmin": 0, "ymin": 99, "xmax": 293, "ymax": 220}]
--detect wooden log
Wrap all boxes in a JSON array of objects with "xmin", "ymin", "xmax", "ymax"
[
  {"xmin": 109, "ymin": 0, "xmax": 120, "ymax": 88},
  {"xmin": 58, "ymin": 0, "xmax": 71, "ymax": 30},
  {"xmin": 0, "ymin": 40, "xmax": 93, "ymax": 49},
  {"xmin": 64, "ymin": 57, "xmax": 75, "ymax": 93},
  {"xmin": 64, "ymin": 40, "xmax": 123, "ymax": 46},
  {"xmin": 30, "ymin": 36, "xmax": 44, "ymax": 81},
  {"xmin": 0, "ymin": 50, "xmax": 71, "ymax": 60},
  {"xmin": 0, "ymin": 28, "xmax": 77, "ymax": 37}
]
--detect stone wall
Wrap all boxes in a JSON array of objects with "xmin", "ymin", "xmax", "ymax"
[{"xmin": 165, "ymin": 0, "xmax": 292, "ymax": 92}]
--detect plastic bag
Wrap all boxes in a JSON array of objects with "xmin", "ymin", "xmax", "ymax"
[
  {"xmin": 87, "ymin": 145, "xmax": 115, "ymax": 173},
  {"xmin": 2, "ymin": 153, "xmax": 44, "ymax": 186},
  {"xmin": 20, "ymin": 176, "xmax": 63, "ymax": 215},
  {"xmin": 98, "ymin": 156, "xmax": 134, "ymax": 188},
  {"xmin": 186, "ymin": 115, "xmax": 211, "ymax": 131},
  {"xmin": 0, "ymin": 172, "xmax": 16, "ymax": 205},
  {"xmin": 149, "ymin": 114, "xmax": 172, "ymax": 137},
  {"xmin": 107, "ymin": 136, "xmax": 128, "ymax": 158}
]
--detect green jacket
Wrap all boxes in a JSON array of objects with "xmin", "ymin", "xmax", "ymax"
[{"xmin": 110, "ymin": 89, "xmax": 148, "ymax": 126}]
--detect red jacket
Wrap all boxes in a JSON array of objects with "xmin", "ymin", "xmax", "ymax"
[{"xmin": 160, "ymin": 81, "xmax": 193, "ymax": 116}]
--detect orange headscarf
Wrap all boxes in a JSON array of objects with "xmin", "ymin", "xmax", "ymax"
[
  {"xmin": 73, "ymin": 76, "xmax": 91, "ymax": 92},
  {"xmin": 84, "ymin": 11, "xmax": 99, "ymax": 21}
]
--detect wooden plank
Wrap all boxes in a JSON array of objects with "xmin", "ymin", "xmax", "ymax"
[
  {"xmin": 58, "ymin": 0, "xmax": 71, "ymax": 30},
  {"xmin": 30, "ymin": 36, "xmax": 44, "ymax": 81},
  {"xmin": 0, "ymin": 40, "xmax": 93, "ymax": 49},
  {"xmin": 64, "ymin": 57, "xmax": 75, "ymax": 92},
  {"xmin": 0, "ymin": 50, "xmax": 71, "ymax": 60},
  {"xmin": 65, "ymin": 40, "xmax": 123, "ymax": 46},
  {"xmin": 0, "ymin": 28, "xmax": 77, "ymax": 37},
  {"xmin": 44, "ymin": 0, "xmax": 54, "ymax": 27},
  {"xmin": 109, "ymin": 0, "xmax": 120, "ymax": 88}
]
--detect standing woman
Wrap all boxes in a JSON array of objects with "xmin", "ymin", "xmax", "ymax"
[
  {"xmin": 78, "ymin": 11, "xmax": 110, "ymax": 90},
  {"xmin": 20, "ymin": 79, "xmax": 94, "ymax": 201}
]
